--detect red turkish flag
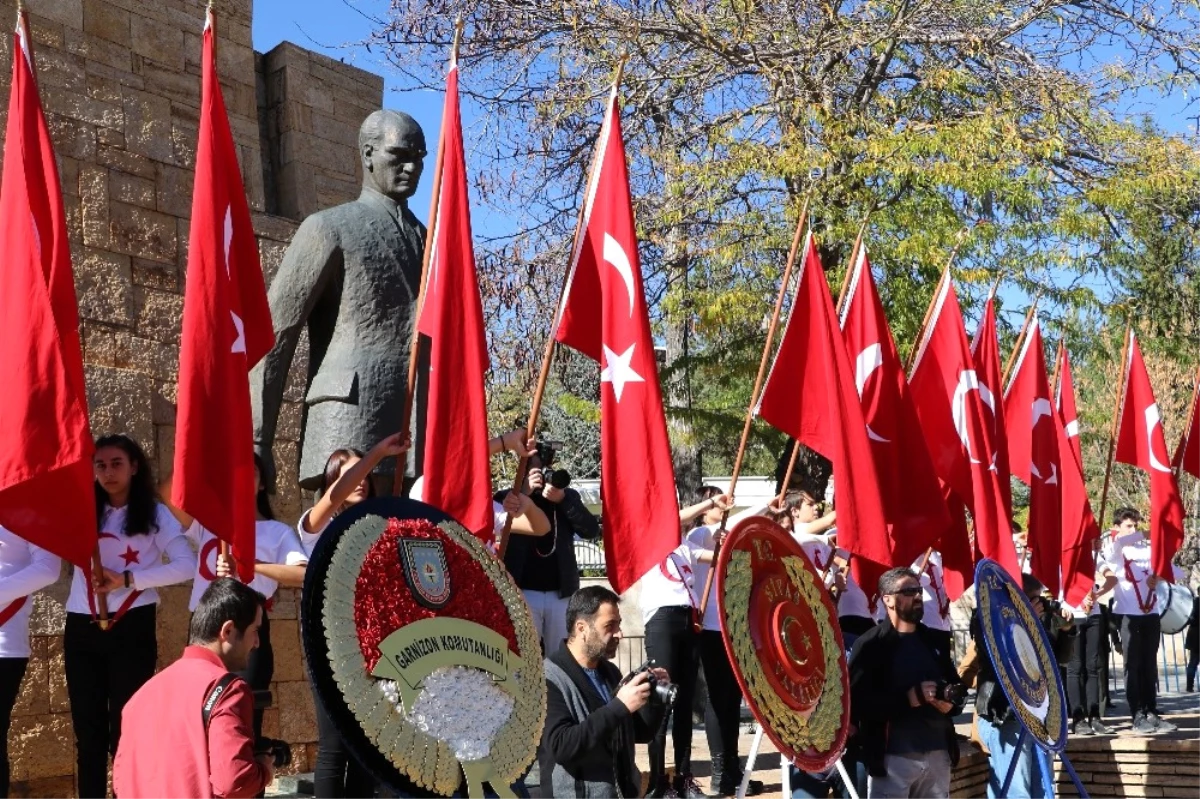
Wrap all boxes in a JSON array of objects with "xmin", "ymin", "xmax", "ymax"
[
  {"xmin": 971, "ymin": 298, "xmax": 1014, "ymax": 521},
  {"xmin": 839, "ymin": 246, "xmax": 949, "ymax": 570},
  {"xmin": 908, "ymin": 271, "xmax": 1020, "ymax": 579},
  {"xmin": 757, "ymin": 235, "xmax": 890, "ymax": 592},
  {"xmin": 416, "ymin": 65, "xmax": 492, "ymax": 539},
  {"xmin": 1056, "ymin": 344, "xmax": 1084, "ymax": 469},
  {"xmin": 1176, "ymin": 369, "xmax": 1199, "ymax": 479},
  {"xmin": 173, "ymin": 8, "xmax": 274, "ymax": 582},
  {"xmin": 1003, "ymin": 318, "xmax": 1062, "ymax": 594},
  {"xmin": 554, "ymin": 89, "xmax": 679, "ymax": 593},
  {"xmin": 1054, "ymin": 342, "xmax": 1100, "ymax": 606},
  {"xmin": 0, "ymin": 14, "xmax": 96, "ymax": 569},
  {"xmin": 1115, "ymin": 332, "xmax": 1185, "ymax": 581}
]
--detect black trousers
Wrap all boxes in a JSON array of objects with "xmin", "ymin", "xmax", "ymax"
[
  {"xmin": 64, "ymin": 605, "xmax": 158, "ymax": 799},
  {"xmin": 1121, "ymin": 614, "xmax": 1161, "ymax": 716},
  {"xmin": 699, "ymin": 629, "xmax": 743, "ymax": 783},
  {"xmin": 0, "ymin": 658, "xmax": 27, "ymax": 797},
  {"xmin": 312, "ymin": 679, "xmax": 375, "ymax": 798},
  {"xmin": 645, "ymin": 606, "xmax": 699, "ymax": 779},
  {"xmin": 1067, "ymin": 615, "xmax": 1103, "ymax": 720},
  {"xmin": 235, "ymin": 608, "xmax": 273, "ymax": 742}
]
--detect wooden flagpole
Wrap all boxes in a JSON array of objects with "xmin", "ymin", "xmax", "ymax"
[
  {"xmin": 1096, "ymin": 324, "xmax": 1133, "ymax": 530},
  {"xmin": 496, "ymin": 58, "xmax": 627, "ymax": 558},
  {"xmin": 393, "ymin": 20, "xmax": 464, "ymax": 496},
  {"xmin": 694, "ymin": 192, "xmax": 814, "ymax": 626},
  {"xmin": 774, "ymin": 218, "xmax": 869, "ymax": 505}
]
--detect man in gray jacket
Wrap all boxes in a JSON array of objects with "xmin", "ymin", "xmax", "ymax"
[{"xmin": 542, "ymin": 586, "xmax": 668, "ymax": 798}]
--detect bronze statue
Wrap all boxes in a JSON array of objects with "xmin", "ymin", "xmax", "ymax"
[{"xmin": 252, "ymin": 110, "xmax": 427, "ymax": 490}]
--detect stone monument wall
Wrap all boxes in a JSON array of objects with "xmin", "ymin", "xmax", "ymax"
[{"xmin": 0, "ymin": 0, "xmax": 384, "ymax": 793}]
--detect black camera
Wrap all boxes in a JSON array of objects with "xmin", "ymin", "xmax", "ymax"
[
  {"xmin": 934, "ymin": 681, "xmax": 967, "ymax": 706},
  {"xmin": 255, "ymin": 737, "xmax": 292, "ymax": 769},
  {"xmin": 622, "ymin": 659, "xmax": 678, "ymax": 708}
]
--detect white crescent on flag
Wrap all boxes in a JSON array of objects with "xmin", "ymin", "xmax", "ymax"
[
  {"xmin": 855, "ymin": 343, "xmax": 891, "ymax": 443},
  {"xmin": 953, "ymin": 370, "xmax": 996, "ymax": 468},
  {"xmin": 1145, "ymin": 403, "xmax": 1173, "ymax": 473},
  {"xmin": 603, "ymin": 233, "xmax": 636, "ymax": 318}
]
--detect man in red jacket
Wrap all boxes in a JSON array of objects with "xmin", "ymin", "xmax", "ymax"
[{"xmin": 114, "ymin": 579, "xmax": 274, "ymax": 798}]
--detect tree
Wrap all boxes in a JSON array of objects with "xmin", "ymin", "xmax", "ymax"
[{"xmin": 368, "ymin": 0, "xmax": 1200, "ymax": 485}]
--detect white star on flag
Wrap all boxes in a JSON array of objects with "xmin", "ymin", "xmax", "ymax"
[{"xmin": 601, "ymin": 343, "xmax": 644, "ymax": 402}]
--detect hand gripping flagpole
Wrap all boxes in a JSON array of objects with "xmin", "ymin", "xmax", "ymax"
[
  {"xmin": 1096, "ymin": 323, "xmax": 1133, "ymax": 529},
  {"xmin": 394, "ymin": 20, "xmax": 464, "ymax": 497},
  {"xmin": 496, "ymin": 57, "xmax": 627, "ymax": 559},
  {"xmin": 695, "ymin": 188, "xmax": 814, "ymax": 630}
]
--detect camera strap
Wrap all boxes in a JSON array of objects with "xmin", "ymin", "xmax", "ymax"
[{"xmin": 201, "ymin": 673, "xmax": 241, "ymax": 729}]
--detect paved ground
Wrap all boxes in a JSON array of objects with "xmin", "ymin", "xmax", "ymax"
[{"xmin": 268, "ymin": 689, "xmax": 1199, "ymax": 798}]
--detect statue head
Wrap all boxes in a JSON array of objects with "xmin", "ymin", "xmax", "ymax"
[{"xmin": 359, "ymin": 110, "xmax": 427, "ymax": 203}]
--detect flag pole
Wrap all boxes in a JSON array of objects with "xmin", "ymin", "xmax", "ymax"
[
  {"xmin": 394, "ymin": 20, "xmax": 464, "ymax": 496},
  {"xmin": 1097, "ymin": 324, "xmax": 1132, "ymax": 529},
  {"xmin": 905, "ymin": 228, "xmax": 969, "ymax": 374},
  {"xmin": 21, "ymin": 0, "xmax": 110, "ymax": 628},
  {"xmin": 695, "ymin": 191, "xmax": 813, "ymax": 628},
  {"xmin": 1001, "ymin": 294, "xmax": 1042, "ymax": 391},
  {"xmin": 497, "ymin": 56, "xmax": 627, "ymax": 558}
]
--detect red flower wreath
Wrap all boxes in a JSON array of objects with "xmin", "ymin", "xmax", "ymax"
[{"xmin": 354, "ymin": 517, "xmax": 520, "ymax": 673}]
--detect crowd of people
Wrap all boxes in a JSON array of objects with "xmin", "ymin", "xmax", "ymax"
[{"xmin": 0, "ymin": 429, "xmax": 1195, "ymax": 799}]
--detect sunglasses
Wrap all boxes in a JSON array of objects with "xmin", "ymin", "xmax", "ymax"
[{"xmin": 891, "ymin": 586, "xmax": 923, "ymax": 598}]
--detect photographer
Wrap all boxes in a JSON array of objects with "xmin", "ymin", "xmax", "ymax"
[
  {"xmin": 848, "ymin": 567, "xmax": 965, "ymax": 798},
  {"xmin": 498, "ymin": 442, "xmax": 601, "ymax": 649},
  {"xmin": 542, "ymin": 586, "xmax": 669, "ymax": 798},
  {"xmin": 113, "ymin": 579, "xmax": 274, "ymax": 798},
  {"xmin": 973, "ymin": 575, "xmax": 1069, "ymax": 798}
]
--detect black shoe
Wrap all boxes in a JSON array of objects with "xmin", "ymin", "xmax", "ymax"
[
  {"xmin": 649, "ymin": 776, "xmax": 671, "ymax": 798},
  {"xmin": 717, "ymin": 777, "xmax": 764, "ymax": 797},
  {"xmin": 1147, "ymin": 712, "xmax": 1177, "ymax": 733},
  {"xmin": 1088, "ymin": 717, "xmax": 1113, "ymax": 735},
  {"xmin": 1132, "ymin": 712, "xmax": 1157, "ymax": 734},
  {"xmin": 673, "ymin": 775, "xmax": 707, "ymax": 799}
]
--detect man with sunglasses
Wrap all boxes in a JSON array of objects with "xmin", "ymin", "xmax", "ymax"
[{"xmin": 848, "ymin": 568, "xmax": 965, "ymax": 798}]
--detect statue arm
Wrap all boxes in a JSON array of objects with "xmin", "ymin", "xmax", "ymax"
[{"xmin": 251, "ymin": 215, "xmax": 341, "ymax": 482}]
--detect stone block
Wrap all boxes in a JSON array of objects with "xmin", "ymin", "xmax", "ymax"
[
  {"xmin": 28, "ymin": 17, "xmax": 65, "ymax": 51},
  {"xmin": 311, "ymin": 111, "xmax": 358, "ymax": 151},
  {"xmin": 155, "ymin": 584, "xmax": 191, "ymax": 669},
  {"xmin": 155, "ymin": 162, "xmax": 194, "ymax": 218},
  {"xmin": 132, "ymin": 285, "xmax": 183, "ymax": 343},
  {"xmin": 28, "ymin": 576, "xmax": 69, "ymax": 637},
  {"xmin": 7, "ymin": 712, "xmax": 74, "ymax": 781},
  {"xmin": 128, "ymin": 336, "xmax": 179, "ymax": 381},
  {"xmin": 45, "ymin": 111, "xmax": 96, "ymax": 161},
  {"xmin": 109, "ymin": 170, "xmax": 155, "ymax": 209},
  {"xmin": 84, "ymin": 0, "xmax": 132, "ymax": 46},
  {"xmin": 64, "ymin": 25, "xmax": 134, "ymax": 72},
  {"xmin": 30, "ymin": 0, "xmax": 82, "ymax": 29},
  {"xmin": 41, "ymin": 84, "xmax": 123, "ymax": 130},
  {"xmin": 58, "ymin": 156, "xmax": 80, "ymax": 196},
  {"xmin": 154, "ymin": 420, "xmax": 173, "ymax": 472},
  {"xmin": 269, "ymin": 617, "xmax": 304, "ymax": 683},
  {"xmin": 142, "ymin": 61, "xmax": 200, "ymax": 107},
  {"xmin": 261, "ymin": 705, "xmax": 279, "ymax": 740},
  {"xmin": 45, "ymin": 636, "xmax": 70, "ymax": 714},
  {"xmin": 270, "ymin": 588, "xmax": 299, "ymax": 622},
  {"xmin": 74, "ymin": 246, "xmax": 134, "ymax": 325},
  {"xmin": 78, "ymin": 163, "xmax": 109, "ymax": 246},
  {"xmin": 276, "ymin": 678, "xmax": 316, "ymax": 744},
  {"xmin": 151, "ymin": 383, "xmax": 177, "ymax": 425},
  {"xmin": 96, "ymin": 126, "xmax": 125, "ymax": 148},
  {"xmin": 110, "ymin": 201, "xmax": 178, "ymax": 263},
  {"xmin": 85, "ymin": 364, "xmax": 155, "ymax": 446},
  {"xmin": 271, "ymin": 439, "xmax": 303, "ymax": 524},
  {"xmin": 131, "ymin": 256, "xmax": 178, "ymax": 291},
  {"xmin": 122, "ymin": 88, "xmax": 174, "ymax": 163},
  {"xmin": 33, "ymin": 46, "xmax": 87, "ymax": 94},
  {"xmin": 86, "ymin": 71, "xmax": 124, "ymax": 107},
  {"xmin": 171, "ymin": 117, "xmax": 198, "ymax": 169},
  {"xmin": 276, "ymin": 400, "xmax": 303, "ymax": 444},
  {"xmin": 83, "ymin": 322, "xmax": 132, "ymax": 368},
  {"xmin": 12, "ymin": 637, "xmax": 49, "ymax": 718},
  {"xmin": 10, "ymin": 774, "xmax": 76, "ymax": 798},
  {"xmin": 251, "ymin": 211, "xmax": 299, "ymax": 243},
  {"xmin": 96, "ymin": 143, "xmax": 156, "ymax": 179},
  {"xmin": 85, "ymin": 57, "xmax": 145, "ymax": 92},
  {"xmin": 130, "ymin": 14, "xmax": 184, "ymax": 72}
]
